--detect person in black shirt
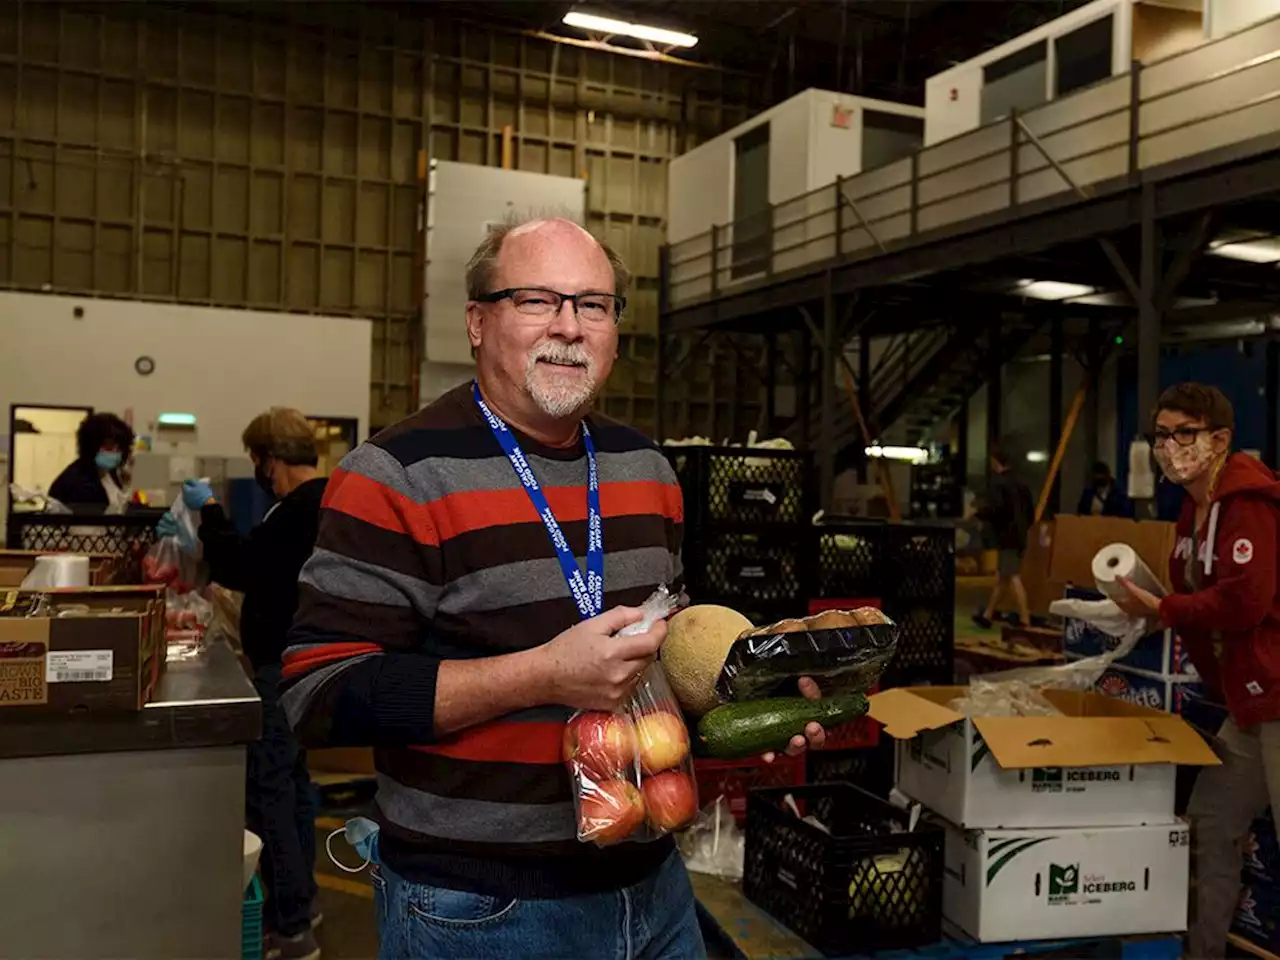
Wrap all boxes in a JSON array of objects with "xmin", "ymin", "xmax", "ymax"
[
  {"xmin": 48, "ymin": 412, "xmax": 134, "ymax": 510},
  {"xmin": 160, "ymin": 407, "xmax": 327, "ymax": 960},
  {"xmin": 1076, "ymin": 460, "xmax": 1131, "ymax": 517},
  {"xmin": 973, "ymin": 443, "xmax": 1034, "ymax": 629}
]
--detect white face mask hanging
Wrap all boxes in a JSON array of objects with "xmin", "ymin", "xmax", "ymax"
[{"xmin": 325, "ymin": 816, "xmax": 380, "ymax": 874}]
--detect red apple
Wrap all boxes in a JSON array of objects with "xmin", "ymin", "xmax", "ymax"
[
  {"xmin": 634, "ymin": 710, "xmax": 690, "ymax": 774},
  {"xmin": 642, "ymin": 771, "xmax": 698, "ymax": 832},
  {"xmin": 562, "ymin": 712, "xmax": 637, "ymax": 779},
  {"xmin": 579, "ymin": 780, "xmax": 646, "ymax": 845}
]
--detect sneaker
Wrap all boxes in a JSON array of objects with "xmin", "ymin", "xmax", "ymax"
[
  {"xmin": 971, "ymin": 613, "xmax": 993, "ymax": 630},
  {"xmin": 265, "ymin": 929, "xmax": 320, "ymax": 960},
  {"xmin": 309, "ymin": 904, "xmax": 324, "ymax": 930}
]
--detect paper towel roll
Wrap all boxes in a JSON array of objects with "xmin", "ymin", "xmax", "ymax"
[
  {"xmin": 20, "ymin": 554, "xmax": 91, "ymax": 590},
  {"xmin": 1091, "ymin": 543, "xmax": 1165, "ymax": 602}
]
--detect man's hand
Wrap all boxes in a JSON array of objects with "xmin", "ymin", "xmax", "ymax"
[
  {"xmin": 1115, "ymin": 575, "xmax": 1162, "ymax": 620},
  {"xmin": 763, "ymin": 676, "xmax": 827, "ymax": 763},
  {"xmin": 539, "ymin": 606, "xmax": 668, "ymax": 711}
]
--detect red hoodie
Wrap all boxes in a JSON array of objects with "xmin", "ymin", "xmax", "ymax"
[{"xmin": 1160, "ymin": 452, "xmax": 1280, "ymax": 728}]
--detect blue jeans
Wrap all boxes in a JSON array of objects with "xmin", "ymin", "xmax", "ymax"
[
  {"xmin": 370, "ymin": 848, "xmax": 706, "ymax": 959},
  {"xmin": 247, "ymin": 664, "xmax": 318, "ymax": 936}
]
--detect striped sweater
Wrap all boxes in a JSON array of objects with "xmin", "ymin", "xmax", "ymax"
[{"xmin": 282, "ymin": 382, "xmax": 684, "ymax": 898}]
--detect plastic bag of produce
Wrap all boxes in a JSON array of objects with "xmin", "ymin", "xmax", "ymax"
[
  {"xmin": 565, "ymin": 585, "xmax": 700, "ymax": 846},
  {"xmin": 141, "ymin": 536, "xmax": 183, "ymax": 589},
  {"xmin": 715, "ymin": 608, "xmax": 899, "ymax": 703}
]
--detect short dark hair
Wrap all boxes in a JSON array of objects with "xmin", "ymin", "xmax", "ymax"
[
  {"xmin": 1153, "ymin": 382, "xmax": 1234, "ymax": 433},
  {"xmin": 990, "ymin": 442, "xmax": 1014, "ymax": 470},
  {"xmin": 76, "ymin": 413, "xmax": 133, "ymax": 462},
  {"xmin": 1092, "ymin": 461, "xmax": 1112, "ymax": 477}
]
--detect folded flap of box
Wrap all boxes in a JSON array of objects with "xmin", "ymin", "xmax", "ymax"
[
  {"xmin": 973, "ymin": 715, "xmax": 1221, "ymax": 769},
  {"xmin": 868, "ymin": 687, "xmax": 966, "ymax": 740}
]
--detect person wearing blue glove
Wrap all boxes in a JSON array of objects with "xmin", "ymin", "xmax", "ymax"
[{"xmin": 190, "ymin": 408, "xmax": 329, "ymax": 960}]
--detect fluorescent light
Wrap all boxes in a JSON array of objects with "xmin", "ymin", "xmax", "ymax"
[
  {"xmin": 1206, "ymin": 239, "xmax": 1280, "ymax": 264},
  {"xmin": 1014, "ymin": 279, "xmax": 1097, "ymax": 301},
  {"xmin": 157, "ymin": 412, "xmax": 197, "ymax": 427},
  {"xmin": 865, "ymin": 444, "xmax": 929, "ymax": 464},
  {"xmin": 1026, "ymin": 450, "xmax": 1049, "ymax": 463},
  {"xmin": 563, "ymin": 11, "xmax": 698, "ymax": 48}
]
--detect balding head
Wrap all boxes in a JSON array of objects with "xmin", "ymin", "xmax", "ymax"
[{"xmin": 466, "ymin": 216, "xmax": 631, "ymax": 302}]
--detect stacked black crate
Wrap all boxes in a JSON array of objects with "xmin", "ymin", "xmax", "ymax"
[
  {"xmin": 664, "ymin": 446, "xmax": 815, "ymax": 626},
  {"xmin": 812, "ymin": 519, "xmax": 955, "ymax": 688}
]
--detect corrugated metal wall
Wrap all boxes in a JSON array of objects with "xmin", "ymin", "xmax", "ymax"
[{"xmin": 0, "ymin": 2, "xmax": 758, "ymax": 433}]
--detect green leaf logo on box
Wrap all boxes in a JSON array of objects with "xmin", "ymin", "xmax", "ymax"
[{"xmin": 1049, "ymin": 863, "xmax": 1079, "ymax": 897}]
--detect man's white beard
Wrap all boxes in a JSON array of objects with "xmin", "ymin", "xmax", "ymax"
[{"xmin": 525, "ymin": 341, "xmax": 598, "ymax": 419}]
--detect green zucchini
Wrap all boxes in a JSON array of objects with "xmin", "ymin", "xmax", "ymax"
[{"xmin": 697, "ymin": 693, "xmax": 870, "ymax": 760}]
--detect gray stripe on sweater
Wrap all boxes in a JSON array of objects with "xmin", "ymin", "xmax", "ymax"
[
  {"xmin": 376, "ymin": 773, "xmax": 577, "ymax": 843},
  {"xmin": 301, "ymin": 548, "xmax": 443, "ymax": 616},
  {"xmin": 436, "ymin": 545, "xmax": 676, "ymax": 614}
]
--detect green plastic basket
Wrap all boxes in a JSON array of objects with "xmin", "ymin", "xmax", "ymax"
[{"xmin": 242, "ymin": 875, "xmax": 264, "ymax": 960}]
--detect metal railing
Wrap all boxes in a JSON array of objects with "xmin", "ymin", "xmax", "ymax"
[{"xmin": 664, "ymin": 13, "xmax": 1280, "ymax": 311}]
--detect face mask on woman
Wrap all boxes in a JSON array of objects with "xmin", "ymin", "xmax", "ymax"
[
  {"xmin": 94, "ymin": 450, "xmax": 123, "ymax": 472},
  {"xmin": 1154, "ymin": 432, "xmax": 1216, "ymax": 486}
]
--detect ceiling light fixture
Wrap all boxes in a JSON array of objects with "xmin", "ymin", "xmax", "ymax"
[
  {"xmin": 1013, "ymin": 279, "xmax": 1097, "ymax": 301},
  {"xmin": 1025, "ymin": 450, "xmax": 1049, "ymax": 463},
  {"xmin": 1206, "ymin": 239, "xmax": 1280, "ymax": 264},
  {"xmin": 865, "ymin": 444, "xmax": 929, "ymax": 464},
  {"xmin": 563, "ymin": 11, "xmax": 698, "ymax": 48}
]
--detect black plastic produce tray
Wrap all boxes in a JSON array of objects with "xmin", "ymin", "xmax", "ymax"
[{"xmin": 744, "ymin": 782, "xmax": 943, "ymax": 956}]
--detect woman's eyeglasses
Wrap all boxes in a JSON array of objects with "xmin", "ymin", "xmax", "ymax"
[{"xmin": 1148, "ymin": 426, "xmax": 1210, "ymax": 447}]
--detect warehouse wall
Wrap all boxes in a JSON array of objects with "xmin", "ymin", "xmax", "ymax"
[
  {"xmin": 0, "ymin": 2, "xmax": 758, "ymax": 436},
  {"xmin": 1207, "ymin": 0, "xmax": 1280, "ymax": 37},
  {"xmin": 0, "ymin": 291, "xmax": 372, "ymax": 458}
]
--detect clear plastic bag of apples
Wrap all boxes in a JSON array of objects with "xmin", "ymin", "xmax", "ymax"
[{"xmin": 563, "ymin": 584, "xmax": 700, "ymax": 846}]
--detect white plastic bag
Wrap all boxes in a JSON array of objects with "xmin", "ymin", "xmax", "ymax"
[{"xmin": 677, "ymin": 797, "xmax": 745, "ymax": 881}]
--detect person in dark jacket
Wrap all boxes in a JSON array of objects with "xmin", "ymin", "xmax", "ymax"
[
  {"xmin": 158, "ymin": 407, "xmax": 326, "ymax": 960},
  {"xmin": 1076, "ymin": 461, "xmax": 1131, "ymax": 517},
  {"xmin": 48, "ymin": 412, "xmax": 134, "ymax": 510},
  {"xmin": 973, "ymin": 443, "xmax": 1034, "ymax": 629},
  {"xmin": 1115, "ymin": 384, "xmax": 1280, "ymax": 959}
]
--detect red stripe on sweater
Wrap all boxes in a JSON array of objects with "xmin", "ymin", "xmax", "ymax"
[
  {"xmin": 412, "ymin": 720, "xmax": 564, "ymax": 765},
  {"xmin": 322, "ymin": 469, "xmax": 440, "ymax": 545},
  {"xmin": 281, "ymin": 641, "xmax": 384, "ymax": 680}
]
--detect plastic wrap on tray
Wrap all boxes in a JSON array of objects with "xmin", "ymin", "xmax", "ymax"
[
  {"xmin": 565, "ymin": 585, "xmax": 700, "ymax": 846},
  {"xmin": 715, "ymin": 608, "xmax": 899, "ymax": 703}
]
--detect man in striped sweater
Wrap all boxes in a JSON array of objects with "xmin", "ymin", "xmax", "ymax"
[{"xmin": 283, "ymin": 217, "xmax": 823, "ymax": 958}]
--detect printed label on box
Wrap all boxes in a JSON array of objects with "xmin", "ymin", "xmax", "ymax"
[{"xmin": 46, "ymin": 650, "xmax": 113, "ymax": 683}]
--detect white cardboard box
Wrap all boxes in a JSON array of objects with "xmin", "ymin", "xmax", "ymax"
[
  {"xmin": 868, "ymin": 687, "xmax": 1218, "ymax": 829},
  {"xmin": 943, "ymin": 821, "xmax": 1190, "ymax": 942}
]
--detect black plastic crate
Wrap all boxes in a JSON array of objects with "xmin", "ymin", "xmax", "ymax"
[
  {"xmin": 814, "ymin": 524, "xmax": 884, "ymax": 599},
  {"xmin": 880, "ymin": 600, "xmax": 954, "ymax": 688},
  {"xmin": 6, "ymin": 511, "xmax": 164, "ymax": 582},
  {"xmin": 695, "ymin": 531, "xmax": 805, "ymax": 607},
  {"xmin": 665, "ymin": 446, "xmax": 814, "ymax": 528},
  {"xmin": 885, "ymin": 524, "xmax": 955, "ymax": 605},
  {"xmin": 813, "ymin": 520, "xmax": 955, "ymax": 605},
  {"xmin": 807, "ymin": 741, "xmax": 896, "ymax": 800},
  {"xmin": 744, "ymin": 782, "xmax": 944, "ymax": 956}
]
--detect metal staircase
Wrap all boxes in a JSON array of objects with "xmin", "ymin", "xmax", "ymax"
[{"xmin": 788, "ymin": 315, "xmax": 1047, "ymax": 461}]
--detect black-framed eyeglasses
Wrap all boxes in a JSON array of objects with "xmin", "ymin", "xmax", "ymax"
[
  {"xmin": 476, "ymin": 287, "xmax": 626, "ymax": 324},
  {"xmin": 1148, "ymin": 426, "xmax": 1211, "ymax": 447}
]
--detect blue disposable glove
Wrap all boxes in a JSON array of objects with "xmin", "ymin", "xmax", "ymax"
[
  {"xmin": 155, "ymin": 511, "xmax": 179, "ymax": 539},
  {"xmin": 182, "ymin": 479, "xmax": 216, "ymax": 510}
]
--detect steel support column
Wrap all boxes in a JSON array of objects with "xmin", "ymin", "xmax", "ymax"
[
  {"xmin": 956, "ymin": 398, "xmax": 970, "ymax": 495},
  {"xmin": 820, "ymin": 274, "xmax": 837, "ymax": 512},
  {"xmin": 797, "ymin": 323, "xmax": 812, "ymax": 450},
  {"xmin": 1049, "ymin": 315, "xmax": 1064, "ymax": 514},
  {"xmin": 656, "ymin": 245, "xmax": 670, "ymax": 442},
  {"xmin": 1137, "ymin": 183, "xmax": 1161, "ymax": 513},
  {"xmin": 765, "ymin": 333, "xmax": 778, "ymax": 437},
  {"xmin": 1083, "ymin": 322, "xmax": 1102, "ymax": 471},
  {"xmin": 858, "ymin": 327, "xmax": 871, "ymax": 483},
  {"xmin": 987, "ymin": 317, "xmax": 1002, "ymax": 467}
]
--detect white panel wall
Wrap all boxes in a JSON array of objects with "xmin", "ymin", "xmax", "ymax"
[
  {"xmin": 767, "ymin": 95, "xmax": 812, "ymax": 205},
  {"xmin": 924, "ymin": 0, "xmax": 1132, "ymax": 145},
  {"xmin": 0, "ymin": 292, "xmax": 371, "ymax": 458},
  {"xmin": 424, "ymin": 162, "xmax": 586, "ymax": 366},
  {"xmin": 667, "ymin": 138, "xmax": 733, "ymax": 246},
  {"xmin": 1207, "ymin": 0, "xmax": 1280, "ymax": 36}
]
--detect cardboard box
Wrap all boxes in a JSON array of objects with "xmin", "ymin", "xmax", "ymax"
[
  {"xmin": 943, "ymin": 820, "xmax": 1190, "ymax": 942},
  {"xmin": 1088, "ymin": 661, "xmax": 1231, "ymax": 738},
  {"xmin": 1048, "ymin": 515, "xmax": 1177, "ymax": 593},
  {"xmin": 0, "ymin": 550, "xmax": 126, "ymax": 588},
  {"xmin": 0, "ymin": 585, "xmax": 166, "ymax": 712},
  {"xmin": 1062, "ymin": 587, "xmax": 1195, "ymax": 677},
  {"xmin": 868, "ymin": 687, "xmax": 1219, "ymax": 829}
]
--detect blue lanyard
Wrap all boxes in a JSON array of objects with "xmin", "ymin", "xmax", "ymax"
[{"xmin": 472, "ymin": 382, "xmax": 604, "ymax": 620}]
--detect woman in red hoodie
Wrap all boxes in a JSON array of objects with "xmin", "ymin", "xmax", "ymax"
[{"xmin": 1118, "ymin": 382, "xmax": 1280, "ymax": 959}]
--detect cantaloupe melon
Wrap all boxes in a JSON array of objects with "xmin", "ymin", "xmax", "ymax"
[{"xmin": 661, "ymin": 604, "xmax": 753, "ymax": 716}]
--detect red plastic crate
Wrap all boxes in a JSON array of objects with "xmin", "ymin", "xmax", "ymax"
[
  {"xmin": 807, "ymin": 597, "xmax": 880, "ymax": 615},
  {"xmin": 693, "ymin": 754, "xmax": 805, "ymax": 824}
]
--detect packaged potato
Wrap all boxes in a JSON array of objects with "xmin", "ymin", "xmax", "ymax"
[{"xmin": 564, "ymin": 585, "xmax": 700, "ymax": 846}]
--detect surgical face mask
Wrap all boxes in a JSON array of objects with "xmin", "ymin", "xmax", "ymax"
[
  {"xmin": 254, "ymin": 459, "xmax": 275, "ymax": 496},
  {"xmin": 94, "ymin": 450, "xmax": 123, "ymax": 472},
  {"xmin": 1154, "ymin": 432, "xmax": 1216, "ymax": 485},
  {"xmin": 326, "ymin": 816, "xmax": 379, "ymax": 873}
]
